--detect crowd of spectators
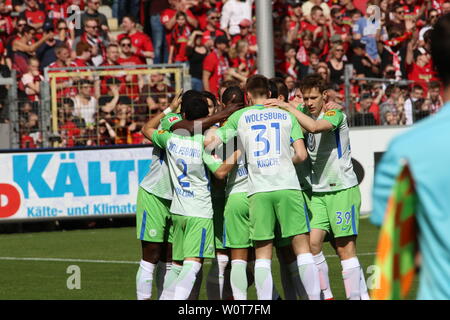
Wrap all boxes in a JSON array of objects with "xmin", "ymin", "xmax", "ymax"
[{"xmin": 0, "ymin": 0, "xmax": 447, "ymax": 149}]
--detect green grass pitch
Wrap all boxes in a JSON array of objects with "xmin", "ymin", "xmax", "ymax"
[{"xmin": 0, "ymin": 218, "xmax": 418, "ymax": 300}]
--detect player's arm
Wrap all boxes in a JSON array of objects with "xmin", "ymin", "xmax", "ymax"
[
  {"xmin": 204, "ymin": 147, "xmax": 241, "ymax": 180},
  {"xmin": 141, "ymin": 89, "xmax": 182, "ymax": 140},
  {"xmin": 266, "ymin": 99, "xmax": 337, "ymax": 133},
  {"xmin": 290, "ymin": 114, "xmax": 308, "ymax": 164},
  {"xmin": 171, "ymin": 96, "xmax": 243, "ymax": 134},
  {"xmin": 204, "ymin": 109, "xmax": 240, "ymax": 151}
]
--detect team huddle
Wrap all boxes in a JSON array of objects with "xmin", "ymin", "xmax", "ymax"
[{"xmin": 135, "ymin": 73, "xmax": 369, "ymax": 300}]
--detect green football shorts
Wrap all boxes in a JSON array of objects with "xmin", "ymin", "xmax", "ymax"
[
  {"xmin": 136, "ymin": 187, "xmax": 172, "ymax": 243},
  {"xmin": 223, "ymin": 192, "xmax": 252, "ymax": 248},
  {"xmin": 310, "ymin": 185, "xmax": 361, "ymax": 238},
  {"xmin": 171, "ymin": 214, "xmax": 215, "ymax": 261},
  {"xmin": 248, "ymin": 190, "xmax": 310, "ymax": 241}
]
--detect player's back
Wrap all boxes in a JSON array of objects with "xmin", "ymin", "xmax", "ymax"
[
  {"xmin": 164, "ymin": 133, "xmax": 216, "ymax": 219},
  {"xmin": 373, "ymin": 104, "xmax": 450, "ymax": 299},
  {"xmin": 225, "ymin": 105, "xmax": 302, "ymax": 195}
]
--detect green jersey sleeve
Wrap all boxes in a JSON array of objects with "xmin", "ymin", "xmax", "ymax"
[
  {"xmin": 202, "ymin": 150, "xmax": 223, "ymax": 173},
  {"xmin": 216, "ymin": 111, "xmax": 240, "ymax": 143},
  {"xmin": 322, "ymin": 109, "xmax": 344, "ymax": 130},
  {"xmin": 296, "ymin": 104, "xmax": 305, "ymax": 113},
  {"xmin": 151, "ymin": 130, "xmax": 172, "ymax": 149},
  {"xmin": 290, "ymin": 113, "xmax": 304, "ymax": 142},
  {"xmin": 160, "ymin": 113, "xmax": 183, "ymax": 131}
]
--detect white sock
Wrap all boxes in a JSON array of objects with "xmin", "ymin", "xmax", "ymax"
[
  {"xmin": 341, "ymin": 257, "xmax": 362, "ymax": 300},
  {"xmin": 206, "ymin": 255, "xmax": 229, "ymax": 300},
  {"xmin": 136, "ymin": 260, "xmax": 156, "ymax": 300},
  {"xmin": 297, "ymin": 253, "xmax": 321, "ymax": 300},
  {"xmin": 159, "ymin": 263, "xmax": 182, "ymax": 300},
  {"xmin": 254, "ymin": 259, "xmax": 273, "ymax": 300},
  {"xmin": 313, "ymin": 252, "xmax": 334, "ymax": 300},
  {"xmin": 280, "ymin": 260, "xmax": 297, "ymax": 300},
  {"xmin": 230, "ymin": 260, "xmax": 248, "ymax": 300},
  {"xmin": 360, "ymin": 267, "xmax": 370, "ymax": 300},
  {"xmin": 288, "ymin": 261, "xmax": 308, "ymax": 300},
  {"xmin": 174, "ymin": 261, "xmax": 202, "ymax": 300},
  {"xmin": 155, "ymin": 261, "xmax": 171, "ymax": 299},
  {"xmin": 188, "ymin": 266, "xmax": 203, "ymax": 300}
]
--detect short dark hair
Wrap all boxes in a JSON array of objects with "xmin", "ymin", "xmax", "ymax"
[
  {"xmin": 412, "ymin": 84, "xmax": 424, "ymax": 92},
  {"xmin": 311, "ymin": 5, "xmax": 323, "ymax": 17},
  {"xmin": 246, "ymin": 75, "xmax": 270, "ymax": 98},
  {"xmin": 385, "ymin": 84, "xmax": 399, "ymax": 97},
  {"xmin": 268, "ymin": 79, "xmax": 278, "ymax": 99},
  {"xmin": 184, "ymin": 97, "xmax": 209, "ymax": 120},
  {"xmin": 123, "ymin": 15, "xmax": 137, "ymax": 24},
  {"xmin": 429, "ymin": 81, "xmax": 441, "ymax": 90},
  {"xmin": 431, "ymin": 13, "xmax": 450, "ymax": 86},
  {"xmin": 300, "ymin": 74, "xmax": 327, "ymax": 93},
  {"xmin": 222, "ymin": 86, "xmax": 245, "ymax": 106},
  {"xmin": 270, "ymin": 77, "xmax": 289, "ymax": 102},
  {"xmin": 181, "ymin": 90, "xmax": 204, "ymax": 113},
  {"xmin": 201, "ymin": 91, "xmax": 218, "ymax": 107}
]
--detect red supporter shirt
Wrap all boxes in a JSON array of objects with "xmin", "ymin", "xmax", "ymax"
[
  {"xmin": 170, "ymin": 24, "xmax": 191, "ymax": 62},
  {"xmin": 230, "ymin": 55, "xmax": 256, "ymax": 75},
  {"xmin": 117, "ymin": 32, "xmax": 154, "ymax": 64},
  {"xmin": 23, "ymin": 9, "xmax": 46, "ymax": 26},
  {"xmin": 160, "ymin": 8, "xmax": 197, "ymax": 48},
  {"xmin": 48, "ymin": 61, "xmax": 78, "ymax": 98},
  {"xmin": 407, "ymin": 62, "xmax": 438, "ymax": 93},
  {"xmin": 100, "ymin": 61, "xmax": 127, "ymax": 96},
  {"xmin": 355, "ymin": 102, "xmax": 380, "ymax": 125},
  {"xmin": 61, "ymin": 121, "xmax": 81, "ymax": 147},
  {"xmin": 202, "ymin": 29, "xmax": 225, "ymax": 45},
  {"xmin": 232, "ymin": 34, "xmax": 257, "ymax": 49},
  {"xmin": 203, "ymin": 50, "xmax": 229, "ymax": 97},
  {"xmin": 117, "ymin": 55, "xmax": 141, "ymax": 100}
]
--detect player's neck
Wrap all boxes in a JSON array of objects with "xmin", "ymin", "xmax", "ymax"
[
  {"xmin": 443, "ymin": 86, "xmax": 450, "ymax": 104},
  {"xmin": 251, "ymin": 98, "xmax": 266, "ymax": 106}
]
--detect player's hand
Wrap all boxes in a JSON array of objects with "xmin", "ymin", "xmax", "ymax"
[
  {"xmin": 324, "ymin": 101, "xmax": 344, "ymax": 111},
  {"xmin": 263, "ymin": 98, "xmax": 290, "ymax": 109},
  {"xmin": 224, "ymin": 95, "xmax": 244, "ymax": 115},
  {"xmin": 169, "ymin": 88, "xmax": 183, "ymax": 113}
]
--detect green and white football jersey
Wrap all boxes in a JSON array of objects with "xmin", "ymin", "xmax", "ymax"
[
  {"xmin": 217, "ymin": 136, "xmax": 248, "ymax": 196},
  {"xmin": 305, "ymin": 109, "xmax": 358, "ymax": 192},
  {"xmin": 152, "ymin": 130, "xmax": 223, "ymax": 219},
  {"xmin": 217, "ymin": 105, "xmax": 304, "ymax": 196},
  {"xmin": 139, "ymin": 113, "xmax": 183, "ymax": 200}
]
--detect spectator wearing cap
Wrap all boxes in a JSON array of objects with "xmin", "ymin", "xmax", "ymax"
[
  {"xmin": 117, "ymin": 15, "xmax": 154, "ymax": 65},
  {"xmin": 73, "ymin": 18, "xmax": 109, "ymax": 66},
  {"xmin": 168, "ymin": 11, "xmax": 192, "ymax": 64},
  {"xmin": 202, "ymin": 8, "xmax": 225, "ymax": 49},
  {"xmin": 231, "ymin": 18, "xmax": 257, "ymax": 54},
  {"xmin": 19, "ymin": 0, "xmax": 45, "ymax": 30},
  {"xmin": 203, "ymin": 35, "xmax": 230, "ymax": 97},
  {"xmin": 406, "ymin": 43, "xmax": 437, "ymax": 93},
  {"xmin": 78, "ymin": 0, "xmax": 109, "ymax": 39},
  {"xmin": 220, "ymin": 0, "xmax": 252, "ymax": 36}
]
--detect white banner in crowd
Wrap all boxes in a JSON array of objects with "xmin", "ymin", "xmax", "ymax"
[
  {"xmin": 0, "ymin": 126, "xmax": 408, "ymax": 222},
  {"xmin": 0, "ymin": 146, "xmax": 153, "ymax": 221}
]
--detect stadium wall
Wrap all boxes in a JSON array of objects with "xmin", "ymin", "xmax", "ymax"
[{"xmin": 0, "ymin": 126, "xmax": 408, "ymax": 222}]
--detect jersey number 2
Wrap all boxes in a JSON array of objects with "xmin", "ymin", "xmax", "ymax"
[{"xmin": 176, "ymin": 159, "xmax": 190, "ymax": 188}]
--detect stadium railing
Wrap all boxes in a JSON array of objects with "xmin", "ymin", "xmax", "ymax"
[
  {"xmin": 342, "ymin": 64, "xmax": 439, "ymax": 127},
  {"xmin": 41, "ymin": 63, "xmax": 190, "ymax": 148}
]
